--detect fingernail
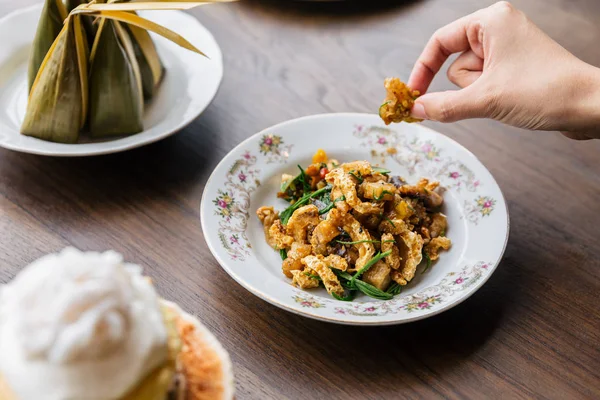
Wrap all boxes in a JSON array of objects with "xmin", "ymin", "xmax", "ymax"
[{"xmin": 411, "ymin": 102, "xmax": 428, "ymax": 120}]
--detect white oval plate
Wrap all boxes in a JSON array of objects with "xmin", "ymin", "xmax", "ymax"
[
  {"xmin": 0, "ymin": 5, "xmax": 223, "ymax": 156},
  {"xmin": 201, "ymin": 113, "xmax": 509, "ymax": 325}
]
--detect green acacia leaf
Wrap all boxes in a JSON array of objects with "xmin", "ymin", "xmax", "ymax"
[
  {"xmin": 297, "ymin": 165, "xmax": 311, "ymax": 193},
  {"xmin": 332, "ymin": 291, "xmax": 356, "ymax": 302},
  {"xmin": 303, "ymin": 272, "xmax": 322, "ymax": 281},
  {"xmin": 354, "ymin": 280, "xmax": 393, "ymax": 300},
  {"xmin": 386, "ymin": 282, "xmax": 402, "ymax": 296},
  {"xmin": 348, "ymin": 170, "xmax": 364, "ymax": 183},
  {"xmin": 280, "ymin": 184, "xmax": 332, "ymax": 225},
  {"xmin": 352, "ymin": 250, "xmax": 392, "ymax": 284},
  {"xmin": 384, "ymin": 217, "xmax": 396, "ymax": 228},
  {"xmin": 422, "ymin": 250, "xmax": 432, "ymax": 273},
  {"xmin": 372, "ymin": 166, "xmax": 391, "ymax": 175},
  {"xmin": 372, "ymin": 190, "xmax": 394, "ymax": 201},
  {"xmin": 336, "ymin": 239, "xmax": 380, "ymax": 245}
]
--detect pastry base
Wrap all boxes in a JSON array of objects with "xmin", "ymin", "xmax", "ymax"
[
  {"xmin": 0, "ymin": 372, "xmax": 16, "ymax": 400},
  {"xmin": 163, "ymin": 301, "xmax": 235, "ymax": 400}
]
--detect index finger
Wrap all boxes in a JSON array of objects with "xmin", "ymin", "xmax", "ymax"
[{"xmin": 408, "ymin": 11, "xmax": 481, "ymax": 94}]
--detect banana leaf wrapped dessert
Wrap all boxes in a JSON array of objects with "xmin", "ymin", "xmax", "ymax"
[
  {"xmin": 65, "ymin": 0, "xmax": 84, "ymax": 11},
  {"xmin": 94, "ymin": 0, "xmax": 165, "ymax": 100},
  {"xmin": 128, "ymin": 22, "xmax": 165, "ymax": 99},
  {"xmin": 22, "ymin": 13, "xmax": 89, "ymax": 143},
  {"xmin": 21, "ymin": 1, "xmax": 231, "ymax": 144},
  {"xmin": 28, "ymin": 0, "xmax": 68, "ymax": 91},
  {"xmin": 66, "ymin": 0, "xmax": 97, "ymax": 43},
  {"xmin": 89, "ymin": 18, "xmax": 145, "ymax": 137}
]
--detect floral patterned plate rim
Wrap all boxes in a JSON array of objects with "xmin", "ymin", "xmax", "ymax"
[{"xmin": 200, "ymin": 113, "xmax": 509, "ymax": 325}]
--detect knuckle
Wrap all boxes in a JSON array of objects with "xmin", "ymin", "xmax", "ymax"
[
  {"xmin": 446, "ymin": 65, "xmax": 457, "ymax": 83},
  {"xmin": 431, "ymin": 29, "xmax": 450, "ymax": 56},
  {"xmin": 437, "ymin": 99, "xmax": 457, "ymax": 122},
  {"xmin": 431, "ymin": 28, "xmax": 444, "ymax": 45},
  {"xmin": 432, "ymin": 27, "xmax": 445, "ymax": 38},
  {"xmin": 493, "ymin": 1, "xmax": 514, "ymax": 13}
]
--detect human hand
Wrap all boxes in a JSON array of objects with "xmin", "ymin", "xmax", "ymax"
[{"xmin": 407, "ymin": 1, "xmax": 600, "ymax": 140}]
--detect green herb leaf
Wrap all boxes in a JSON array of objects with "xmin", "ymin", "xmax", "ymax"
[
  {"xmin": 318, "ymin": 195, "xmax": 345, "ymax": 215},
  {"xmin": 280, "ymin": 177, "xmax": 293, "ymax": 193},
  {"xmin": 352, "ymin": 250, "xmax": 392, "ymax": 284},
  {"xmin": 384, "ymin": 217, "xmax": 396, "ymax": 228},
  {"xmin": 386, "ymin": 282, "xmax": 402, "ymax": 296},
  {"xmin": 332, "ymin": 269, "xmax": 356, "ymax": 290},
  {"xmin": 348, "ymin": 170, "xmax": 364, "ymax": 184},
  {"xmin": 297, "ymin": 165, "xmax": 311, "ymax": 193},
  {"xmin": 280, "ymin": 168, "xmax": 310, "ymax": 202},
  {"xmin": 335, "ymin": 270, "xmax": 355, "ymax": 281},
  {"xmin": 372, "ymin": 190, "xmax": 394, "ymax": 201},
  {"xmin": 280, "ymin": 184, "xmax": 332, "ymax": 225},
  {"xmin": 280, "ymin": 249, "xmax": 287, "ymax": 260},
  {"xmin": 422, "ymin": 250, "xmax": 432, "ymax": 273},
  {"xmin": 440, "ymin": 230, "xmax": 446, "ymax": 237},
  {"xmin": 372, "ymin": 166, "xmax": 391, "ymax": 175},
  {"xmin": 336, "ymin": 239, "xmax": 381, "ymax": 245},
  {"xmin": 341, "ymin": 281, "xmax": 357, "ymax": 290},
  {"xmin": 378, "ymin": 101, "xmax": 391, "ymax": 116},
  {"xmin": 303, "ymin": 272, "xmax": 322, "ymax": 281},
  {"xmin": 354, "ymin": 280, "xmax": 394, "ymax": 300},
  {"xmin": 319, "ymin": 202, "xmax": 335, "ymax": 215},
  {"xmin": 332, "ymin": 291, "xmax": 356, "ymax": 302}
]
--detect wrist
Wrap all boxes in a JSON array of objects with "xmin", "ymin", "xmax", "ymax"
[{"xmin": 568, "ymin": 63, "xmax": 600, "ymax": 138}]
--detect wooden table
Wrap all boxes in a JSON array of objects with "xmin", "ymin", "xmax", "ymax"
[{"xmin": 1, "ymin": 0, "xmax": 599, "ymax": 398}]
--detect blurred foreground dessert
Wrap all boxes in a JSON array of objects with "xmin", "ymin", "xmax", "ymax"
[{"xmin": 0, "ymin": 248, "xmax": 234, "ymax": 400}]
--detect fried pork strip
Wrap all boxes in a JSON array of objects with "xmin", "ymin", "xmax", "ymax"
[{"xmin": 302, "ymin": 255, "xmax": 344, "ymax": 296}]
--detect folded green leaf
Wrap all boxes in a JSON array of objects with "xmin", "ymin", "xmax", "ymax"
[
  {"xmin": 373, "ymin": 190, "xmax": 394, "ymax": 201},
  {"xmin": 422, "ymin": 250, "xmax": 432, "ymax": 273},
  {"xmin": 297, "ymin": 165, "xmax": 311, "ymax": 193},
  {"xmin": 372, "ymin": 166, "xmax": 391, "ymax": 175},
  {"xmin": 280, "ymin": 184, "xmax": 331, "ymax": 225},
  {"xmin": 28, "ymin": 0, "xmax": 68, "ymax": 91},
  {"xmin": 332, "ymin": 291, "xmax": 356, "ymax": 302},
  {"xmin": 348, "ymin": 170, "xmax": 364, "ymax": 183},
  {"xmin": 336, "ymin": 239, "xmax": 381, "ymax": 245},
  {"xmin": 303, "ymin": 272, "xmax": 322, "ymax": 281},
  {"xmin": 354, "ymin": 280, "xmax": 394, "ymax": 300},
  {"xmin": 352, "ymin": 250, "xmax": 392, "ymax": 284},
  {"xmin": 386, "ymin": 282, "xmax": 402, "ymax": 296}
]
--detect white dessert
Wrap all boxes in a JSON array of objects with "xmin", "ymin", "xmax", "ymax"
[{"xmin": 0, "ymin": 248, "xmax": 168, "ymax": 400}]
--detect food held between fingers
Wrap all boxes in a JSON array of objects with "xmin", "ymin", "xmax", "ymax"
[{"xmin": 379, "ymin": 78, "xmax": 423, "ymax": 125}]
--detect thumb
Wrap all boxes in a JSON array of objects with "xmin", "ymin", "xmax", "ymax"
[{"xmin": 411, "ymin": 86, "xmax": 491, "ymax": 123}]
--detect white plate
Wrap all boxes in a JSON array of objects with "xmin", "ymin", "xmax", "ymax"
[
  {"xmin": 201, "ymin": 113, "xmax": 509, "ymax": 325},
  {"xmin": 0, "ymin": 5, "xmax": 223, "ymax": 156}
]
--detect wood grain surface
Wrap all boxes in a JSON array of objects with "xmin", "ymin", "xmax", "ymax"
[{"xmin": 1, "ymin": 0, "xmax": 599, "ymax": 398}]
